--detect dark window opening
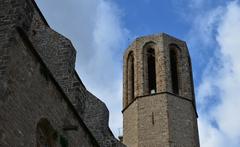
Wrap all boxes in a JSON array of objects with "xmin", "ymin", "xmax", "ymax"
[
  {"xmin": 170, "ymin": 48, "xmax": 179, "ymax": 95},
  {"xmin": 36, "ymin": 119, "xmax": 57, "ymax": 147},
  {"xmin": 60, "ymin": 135, "xmax": 69, "ymax": 147},
  {"xmin": 130, "ymin": 57, "xmax": 134, "ymax": 100},
  {"xmin": 147, "ymin": 48, "xmax": 156, "ymax": 94},
  {"xmin": 127, "ymin": 52, "xmax": 134, "ymax": 103}
]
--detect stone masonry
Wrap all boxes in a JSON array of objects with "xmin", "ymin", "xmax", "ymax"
[
  {"xmin": 122, "ymin": 33, "xmax": 200, "ymax": 147},
  {"xmin": 0, "ymin": 0, "xmax": 125, "ymax": 146}
]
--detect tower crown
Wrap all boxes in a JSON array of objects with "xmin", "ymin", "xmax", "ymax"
[
  {"xmin": 123, "ymin": 33, "xmax": 195, "ymax": 109},
  {"xmin": 122, "ymin": 33, "xmax": 199, "ymax": 147}
]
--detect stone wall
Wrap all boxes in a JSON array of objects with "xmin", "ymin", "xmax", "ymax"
[
  {"xmin": 167, "ymin": 94, "xmax": 199, "ymax": 147},
  {"xmin": 123, "ymin": 101, "xmax": 138, "ymax": 147},
  {"xmin": 0, "ymin": 28, "xmax": 98, "ymax": 146},
  {"xmin": 0, "ymin": 0, "xmax": 125, "ymax": 146},
  {"xmin": 137, "ymin": 94, "xmax": 170, "ymax": 147}
]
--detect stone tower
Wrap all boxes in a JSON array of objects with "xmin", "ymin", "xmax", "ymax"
[{"xmin": 122, "ymin": 33, "xmax": 200, "ymax": 147}]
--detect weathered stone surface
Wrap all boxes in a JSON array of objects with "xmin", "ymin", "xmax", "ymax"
[
  {"xmin": 0, "ymin": 0, "xmax": 124, "ymax": 146},
  {"xmin": 0, "ymin": 29, "xmax": 98, "ymax": 147},
  {"xmin": 122, "ymin": 34, "xmax": 199, "ymax": 147}
]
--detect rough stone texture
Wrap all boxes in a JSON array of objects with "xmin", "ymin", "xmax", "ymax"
[
  {"xmin": 123, "ymin": 34, "xmax": 195, "ymax": 104},
  {"xmin": 0, "ymin": 29, "xmax": 98, "ymax": 147},
  {"xmin": 123, "ymin": 34, "xmax": 199, "ymax": 147},
  {"xmin": 0, "ymin": 0, "xmax": 125, "ymax": 146},
  {"xmin": 122, "ymin": 101, "xmax": 138, "ymax": 147},
  {"xmin": 137, "ymin": 94, "xmax": 170, "ymax": 147},
  {"xmin": 167, "ymin": 94, "xmax": 199, "ymax": 147}
]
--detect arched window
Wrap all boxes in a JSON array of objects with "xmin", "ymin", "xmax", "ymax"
[
  {"xmin": 127, "ymin": 52, "xmax": 134, "ymax": 104},
  {"xmin": 143, "ymin": 42, "xmax": 157, "ymax": 95},
  {"xmin": 169, "ymin": 44, "xmax": 179, "ymax": 95},
  {"xmin": 147, "ymin": 48, "xmax": 156, "ymax": 94},
  {"xmin": 36, "ymin": 119, "xmax": 56, "ymax": 147}
]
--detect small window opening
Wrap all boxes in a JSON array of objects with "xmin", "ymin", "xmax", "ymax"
[
  {"xmin": 170, "ymin": 47, "xmax": 179, "ymax": 95},
  {"xmin": 36, "ymin": 119, "xmax": 57, "ymax": 147},
  {"xmin": 151, "ymin": 112, "xmax": 155, "ymax": 125},
  {"xmin": 147, "ymin": 48, "xmax": 156, "ymax": 94}
]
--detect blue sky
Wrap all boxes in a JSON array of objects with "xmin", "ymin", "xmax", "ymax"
[{"xmin": 36, "ymin": 0, "xmax": 240, "ymax": 146}]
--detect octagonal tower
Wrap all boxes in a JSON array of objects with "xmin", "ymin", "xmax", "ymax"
[{"xmin": 122, "ymin": 33, "xmax": 200, "ymax": 147}]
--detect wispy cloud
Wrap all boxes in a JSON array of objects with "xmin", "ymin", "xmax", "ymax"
[
  {"xmin": 194, "ymin": 1, "xmax": 240, "ymax": 146},
  {"xmin": 82, "ymin": 0, "xmax": 129, "ymax": 136},
  {"xmin": 36, "ymin": 0, "xmax": 129, "ymax": 136},
  {"xmin": 189, "ymin": 7, "xmax": 224, "ymax": 47}
]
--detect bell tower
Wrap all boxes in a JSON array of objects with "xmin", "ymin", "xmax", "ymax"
[{"xmin": 122, "ymin": 33, "xmax": 200, "ymax": 147}]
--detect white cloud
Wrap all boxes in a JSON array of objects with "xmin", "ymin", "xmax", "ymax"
[
  {"xmin": 213, "ymin": 1, "xmax": 240, "ymax": 142},
  {"xmin": 189, "ymin": 7, "xmax": 224, "ymax": 46},
  {"xmin": 81, "ymin": 0, "xmax": 129, "ymax": 136},
  {"xmin": 196, "ymin": 1, "xmax": 240, "ymax": 146},
  {"xmin": 36, "ymin": 0, "xmax": 129, "ymax": 137}
]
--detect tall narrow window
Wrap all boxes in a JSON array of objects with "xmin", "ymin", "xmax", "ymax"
[
  {"xmin": 170, "ymin": 46, "xmax": 179, "ymax": 95},
  {"xmin": 127, "ymin": 52, "xmax": 134, "ymax": 103},
  {"xmin": 147, "ymin": 48, "xmax": 156, "ymax": 94}
]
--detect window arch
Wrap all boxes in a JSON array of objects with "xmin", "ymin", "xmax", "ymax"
[
  {"xmin": 147, "ymin": 48, "xmax": 156, "ymax": 94},
  {"xmin": 36, "ymin": 119, "xmax": 56, "ymax": 147},
  {"xmin": 169, "ymin": 44, "xmax": 180, "ymax": 95},
  {"xmin": 127, "ymin": 51, "xmax": 134, "ymax": 104},
  {"xmin": 143, "ymin": 42, "xmax": 157, "ymax": 95}
]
